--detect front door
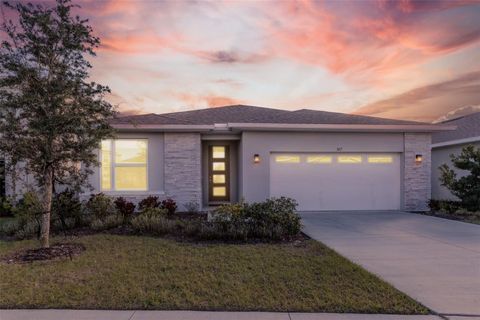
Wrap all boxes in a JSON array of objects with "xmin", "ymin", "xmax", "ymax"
[{"xmin": 208, "ymin": 145, "xmax": 230, "ymax": 202}]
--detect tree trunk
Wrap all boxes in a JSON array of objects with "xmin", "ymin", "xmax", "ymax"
[{"xmin": 40, "ymin": 167, "xmax": 53, "ymax": 248}]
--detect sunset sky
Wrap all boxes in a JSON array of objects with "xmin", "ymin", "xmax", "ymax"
[{"xmin": 20, "ymin": 0, "xmax": 480, "ymax": 122}]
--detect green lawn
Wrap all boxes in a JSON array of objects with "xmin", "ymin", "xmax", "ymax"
[{"xmin": 0, "ymin": 234, "xmax": 428, "ymax": 314}]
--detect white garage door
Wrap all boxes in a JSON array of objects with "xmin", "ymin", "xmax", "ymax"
[{"xmin": 270, "ymin": 153, "xmax": 401, "ymax": 211}]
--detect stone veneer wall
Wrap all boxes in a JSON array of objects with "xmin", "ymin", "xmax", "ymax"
[
  {"xmin": 404, "ymin": 133, "xmax": 431, "ymax": 211},
  {"xmin": 164, "ymin": 133, "xmax": 202, "ymax": 211}
]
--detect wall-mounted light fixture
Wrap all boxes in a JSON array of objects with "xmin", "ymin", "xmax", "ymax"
[
  {"xmin": 415, "ymin": 154, "xmax": 423, "ymax": 164},
  {"xmin": 253, "ymin": 154, "xmax": 260, "ymax": 164}
]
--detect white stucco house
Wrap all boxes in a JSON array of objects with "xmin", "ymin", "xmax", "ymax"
[
  {"xmin": 431, "ymin": 112, "xmax": 480, "ymax": 200},
  {"xmin": 2, "ymin": 105, "xmax": 453, "ymax": 212}
]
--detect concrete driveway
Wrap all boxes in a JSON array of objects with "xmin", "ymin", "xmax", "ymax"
[{"xmin": 301, "ymin": 211, "xmax": 480, "ymax": 317}]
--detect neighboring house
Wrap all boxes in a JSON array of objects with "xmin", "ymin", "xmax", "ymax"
[
  {"xmin": 431, "ymin": 112, "xmax": 480, "ymax": 200},
  {"xmin": 5, "ymin": 105, "xmax": 453, "ymax": 211}
]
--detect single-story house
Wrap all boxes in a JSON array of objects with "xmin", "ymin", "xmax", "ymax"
[
  {"xmin": 431, "ymin": 112, "xmax": 480, "ymax": 200},
  {"xmin": 3, "ymin": 105, "xmax": 453, "ymax": 212}
]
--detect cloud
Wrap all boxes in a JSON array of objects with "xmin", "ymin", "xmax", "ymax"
[
  {"xmin": 260, "ymin": 0, "xmax": 480, "ymax": 81},
  {"xmin": 433, "ymin": 105, "xmax": 480, "ymax": 123},
  {"xmin": 191, "ymin": 50, "xmax": 268, "ymax": 64},
  {"xmin": 173, "ymin": 92, "xmax": 242, "ymax": 108},
  {"xmin": 99, "ymin": 33, "xmax": 180, "ymax": 54},
  {"xmin": 353, "ymin": 70, "xmax": 480, "ymax": 121}
]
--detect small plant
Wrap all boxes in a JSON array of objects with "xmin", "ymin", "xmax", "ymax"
[
  {"xmin": 138, "ymin": 196, "xmax": 160, "ymax": 210},
  {"xmin": 12, "ymin": 191, "xmax": 43, "ymax": 239},
  {"xmin": 51, "ymin": 189, "xmax": 84, "ymax": 235},
  {"xmin": 139, "ymin": 207, "xmax": 168, "ymax": 218},
  {"xmin": 0, "ymin": 196, "xmax": 14, "ymax": 217},
  {"xmin": 161, "ymin": 198, "xmax": 177, "ymax": 217},
  {"xmin": 114, "ymin": 197, "xmax": 135, "ymax": 226},
  {"xmin": 184, "ymin": 201, "xmax": 199, "ymax": 213},
  {"xmin": 131, "ymin": 214, "xmax": 181, "ymax": 236},
  {"xmin": 428, "ymin": 199, "xmax": 462, "ymax": 214},
  {"xmin": 84, "ymin": 193, "xmax": 116, "ymax": 220},
  {"xmin": 91, "ymin": 215, "xmax": 123, "ymax": 231}
]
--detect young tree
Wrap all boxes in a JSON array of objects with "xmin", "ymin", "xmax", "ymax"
[
  {"xmin": 439, "ymin": 144, "xmax": 480, "ymax": 212},
  {"xmin": 0, "ymin": 0, "xmax": 115, "ymax": 247}
]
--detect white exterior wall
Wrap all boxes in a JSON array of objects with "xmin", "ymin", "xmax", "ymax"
[
  {"xmin": 86, "ymin": 132, "xmax": 165, "ymax": 203},
  {"xmin": 240, "ymin": 131, "xmax": 432, "ymax": 211}
]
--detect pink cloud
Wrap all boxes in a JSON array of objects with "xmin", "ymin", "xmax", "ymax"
[
  {"xmin": 99, "ymin": 32, "xmax": 180, "ymax": 54},
  {"xmin": 261, "ymin": 0, "xmax": 480, "ymax": 81},
  {"xmin": 173, "ymin": 92, "xmax": 243, "ymax": 108}
]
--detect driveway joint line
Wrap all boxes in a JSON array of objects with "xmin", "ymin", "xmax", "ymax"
[{"xmin": 128, "ymin": 310, "xmax": 136, "ymax": 320}]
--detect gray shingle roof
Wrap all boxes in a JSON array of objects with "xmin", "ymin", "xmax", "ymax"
[
  {"xmin": 432, "ymin": 112, "xmax": 480, "ymax": 144},
  {"xmin": 112, "ymin": 105, "xmax": 424, "ymax": 126}
]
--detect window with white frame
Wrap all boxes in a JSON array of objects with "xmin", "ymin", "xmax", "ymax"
[{"xmin": 101, "ymin": 139, "xmax": 148, "ymax": 191}]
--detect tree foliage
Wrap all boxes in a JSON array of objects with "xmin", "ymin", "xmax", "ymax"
[
  {"xmin": 0, "ymin": 0, "xmax": 115, "ymax": 247},
  {"xmin": 439, "ymin": 144, "xmax": 480, "ymax": 211}
]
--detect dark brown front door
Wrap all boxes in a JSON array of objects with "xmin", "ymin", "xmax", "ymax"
[{"xmin": 208, "ymin": 145, "xmax": 230, "ymax": 202}]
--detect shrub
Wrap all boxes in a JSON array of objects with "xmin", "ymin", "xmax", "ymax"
[
  {"xmin": 51, "ymin": 189, "xmax": 85, "ymax": 234},
  {"xmin": 161, "ymin": 198, "xmax": 177, "ymax": 216},
  {"xmin": 131, "ymin": 214, "xmax": 182, "ymax": 236},
  {"xmin": 8, "ymin": 191, "xmax": 43, "ymax": 239},
  {"xmin": 439, "ymin": 144, "xmax": 480, "ymax": 211},
  {"xmin": 0, "ymin": 196, "xmax": 14, "ymax": 217},
  {"xmin": 428, "ymin": 199, "xmax": 462, "ymax": 214},
  {"xmin": 184, "ymin": 201, "xmax": 199, "ymax": 213},
  {"xmin": 209, "ymin": 197, "xmax": 301, "ymax": 240},
  {"xmin": 114, "ymin": 197, "xmax": 135, "ymax": 226},
  {"xmin": 138, "ymin": 196, "xmax": 160, "ymax": 210},
  {"xmin": 0, "ymin": 219, "xmax": 19, "ymax": 237},
  {"xmin": 90, "ymin": 214, "xmax": 123, "ymax": 231},
  {"xmin": 84, "ymin": 193, "xmax": 116, "ymax": 220},
  {"xmin": 139, "ymin": 207, "xmax": 168, "ymax": 218}
]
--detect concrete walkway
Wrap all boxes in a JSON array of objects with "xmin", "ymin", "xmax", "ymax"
[
  {"xmin": 0, "ymin": 310, "xmax": 444, "ymax": 320},
  {"xmin": 301, "ymin": 211, "xmax": 480, "ymax": 317}
]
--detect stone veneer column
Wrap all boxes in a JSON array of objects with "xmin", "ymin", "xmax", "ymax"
[
  {"xmin": 164, "ymin": 133, "xmax": 202, "ymax": 211},
  {"xmin": 404, "ymin": 133, "xmax": 431, "ymax": 211}
]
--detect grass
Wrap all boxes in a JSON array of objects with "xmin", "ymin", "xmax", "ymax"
[{"xmin": 0, "ymin": 234, "xmax": 428, "ymax": 313}]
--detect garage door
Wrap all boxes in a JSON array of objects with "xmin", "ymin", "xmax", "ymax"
[{"xmin": 270, "ymin": 153, "xmax": 401, "ymax": 211}]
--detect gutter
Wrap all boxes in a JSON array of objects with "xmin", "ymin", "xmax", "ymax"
[
  {"xmin": 227, "ymin": 123, "xmax": 456, "ymax": 133},
  {"xmin": 112, "ymin": 123, "xmax": 456, "ymax": 133},
  {"xmin": 431, "ymin": 136, "xmax": 480, "ymax": 148},
  {"xmin": 111, "ymin": 124, "xmax": 216, "ymax": 132}
]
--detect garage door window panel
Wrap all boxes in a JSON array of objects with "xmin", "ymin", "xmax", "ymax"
[
  {"xmin": 275, "ymin": 155, "xmax": 300, "ymax": 163},
  {"xmin": 307, "ymin": 156, "xmax": 332, "ymax": 164},
  {"xmin": 368, "ymin": 156, "xmax": 393, "ymax": 163},
  {"xmin": 337, "ymin": 155, "xmax": 363, "ymax": 163}
]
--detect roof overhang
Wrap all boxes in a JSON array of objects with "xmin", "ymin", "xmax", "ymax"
[
  {"xmin": 227, "ymin": 123, "xmax": 456, "ymax": 133},
  {"xmin": 432, "ymin": 136, "xmax": 480, "ymax": 148},
  {"xmin": 112, "ymin": 122, "xmax": 456, "ymax": 133},
  {"xmin": 111, "ymin": 124, "xmax": 216, "ymax": 132}
]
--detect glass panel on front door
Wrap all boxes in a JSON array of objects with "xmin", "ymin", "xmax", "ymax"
[{"xmin": 209, "ymin": 145, "xmax": 229, "ymax": 202}]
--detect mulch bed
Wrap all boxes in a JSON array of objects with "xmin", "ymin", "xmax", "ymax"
[{"xmin": 2, "ymin": 243, "xmax": 86, "ymax": 264}]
